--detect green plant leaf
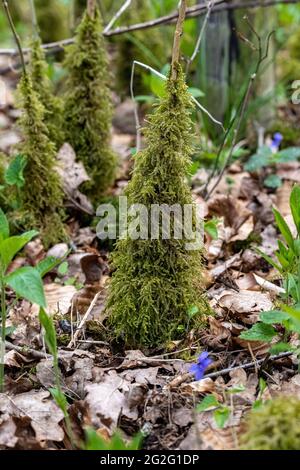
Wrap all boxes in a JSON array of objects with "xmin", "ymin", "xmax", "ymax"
[
  {"xmin": 188, "ymin": 87, "xmax": 205, "ymax": 98},
  {"xmin": 39, "ymin": 307, "xmax": 57, "ymax": 356},
  {"xmin": 197, "ymin": 394, "xmax": 220, "ymax": 412},
  {"xmin": 5, "ymin": 267, "xmax": 46, "ymax": 307},
  {"xmin": 282, "ymin": 305, "xmax": 300, "ymax": 324},
  {"xmin": 0, "ymin": 230, "xmax": 39, "ymax": 270},
  {"xmin": 36, "ymin": 256, "xmax": 63, "ymax": 278},
  {"xmin": 49, "ymin": 387, "xmax": 68, "ymax": 416},
  {"xmin": 276, "ymin": 147, "xmax": 300, "ymax": 163},
  {"xmin": 84, "ymin": 429, "xmax": 142, "ymax": 451},
  {"xmin": 57, "ymin": 261, "xmax": 68, "ymax": 276},
  {"xmin": 264, "ymin": 174, "xmax": 282, "ymax": 189},
  {"xmin": 244, "ymin": 146, "xmax": 272, "ymax": 172},
  {"xmin": 187, "ymin": 305, "xmax": 199, "ymax": 318},
  {"xmin": 290, "ymin": 185, "xmax": 300, "ymax": 235},
  {"xmin": 150, "ymin": 72, "xmax": 165, "ymax": 98},
  {"xmin": 213, "ymin": 406, "xmax": 230, "ymax": 429},
  {"xmin": 239, "ymin": 323, "xmax": 277, "ymax": 342},
  {"xmin": 0, "ymin": 208, "xmax": 9, "ymax": 242},
  {"xmin": 255, "ymin": 248, "xmax": 282, "ymax": 273},
  {"xmin": 204, "ymin": 219, "xmax": 219, "ymax": 240},
  {"xmin": 4, "ymin": 154, "xmax": 27, "ymax": 188},
  {"xmin": 273, "ymin": 208, "xmax": 295, "ymax": 251},
  {"xmin": 227, "ymin": 385, "xmax": 246, "ymax": 394},
  {"xmin": 260, "ymin": 310, "xmax": 290, "ymax": 324},
  {"xmin": 269, "ymin": 342, "xmax": 295, "ymax": 354}
]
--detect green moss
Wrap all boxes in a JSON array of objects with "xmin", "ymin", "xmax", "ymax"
[
  {"xmin": 106, "ymin": 65, "xmax": 207, "ymax": 348},
  {"xmin": 30, "ymin": 37, "xmax": 64, "ymax": 148},
  {"xmin": 17, "ymin": 73, "xmax": 66, "ymax": 248},
  {"xmin": 241, "ymin": 396, "xmax": 300, "ymax": 450},
  {"xmin": 63, "ymin": 7, "xmax": 117, "ymax": 200}
]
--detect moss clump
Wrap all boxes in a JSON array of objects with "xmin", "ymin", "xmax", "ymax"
[
  {"xmin": 63, "ymin": 7, "xmax": 117, "ymax": 200},
  {"xmin": 106, "ymin": 65, "xmax": 206, "ymax": 348},
  {"xmin": 17, "ymin": 73, "xmax": 66, "ymax": 248},
  {"xmin": 241, "ymin": 396, "xmax": 300, "ymax": 450},
  {"xmin": 30, "ymin": 37, "xmax": 64, "ymax": 149}
]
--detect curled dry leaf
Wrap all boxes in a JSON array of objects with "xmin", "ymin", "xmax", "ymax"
[
  {"xmin": 0, "ymin": 390, "xmax": 64, "ymax": 447},
  {"xmin": 44, "ymin": 283, "xmax": 77, "ymax": 316},
  {"xmin": 181, "ymin": 378, "xmax": 216, "ymax": 394},
  {"xmin": 84, "ymin": 371, "xmax": 144, "ymax": 434},
  {"xmin": 56, "ymin": 143, "xmax": 94, "ymax": 215},
  {"xmin": 218, "ymin": 290, "xmax": 273, "ymax": 316}
]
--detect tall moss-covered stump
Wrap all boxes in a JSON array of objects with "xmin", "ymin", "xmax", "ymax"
[
  {"xmin": 18, "ymin": 73, "xmax": 66, "ymax": 248},
  {"xmin": 63, "ymin": 7, "xmax": 117, "ymax": 200},
  {"xmin": 30, "ymin": 38, "xmax": 64, "ymax": 149},
  {"xmin": 106, "ymin": 66, "xmax": 206, "ymax": 347},
  {"xmin": 241, "ymin": 396, "xmax": 300, "ymax": 450}
]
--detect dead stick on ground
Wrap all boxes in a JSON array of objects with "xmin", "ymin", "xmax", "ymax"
[
  {"xmin": 168, "ymin": 352, "xmax": 293, "ymax": 387},
  {"xmin": 5, "ymin": 341, "xmax": 52, "ymax": 360},
  {"xmin": 67, "ymin": 291, "xmax": 101, "ymax": 348}
]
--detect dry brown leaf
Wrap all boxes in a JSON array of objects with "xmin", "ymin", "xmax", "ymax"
[
  {"xmin": 277, "ymin": 162, "xmax": 300, "ymax": 183},
  {"xmin": 44, "ymin": 283, "xmax": 77, "ymax": 316},
  {"xmin": 218, "ymin": 289, "xmax": 273, "ymax": 316},
  {"xmin": 56, "ymin": 143, "xmax": 93, "ymax": 215},
  {"xmin": 84, "ymin": 373, "xmax": 130, "ymax": 433},
  {"xmin": 181, "ymin": 378, "xmax": 216, "ymax": 394},
  {"xmin": 0, "ymin": 390, "xmax": 64, "ymax": 445}
]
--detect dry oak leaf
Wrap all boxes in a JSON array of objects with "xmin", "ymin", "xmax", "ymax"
[
  {"xmin": 44, "ymin": 283, "xmax": 77, "ymax": 316},
  {"xmin": 218, "ymin": 289, "xmax": 272, "ymax": 315},
  {"xmin": 0, "ymin": 390, "xmax": 64, "ymax": 443},
  {"xmin": 84, "ymin": 373, "xmax": 129, "ymax": 433}
]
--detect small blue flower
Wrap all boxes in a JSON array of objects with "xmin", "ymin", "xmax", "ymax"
[
  {"xmin": 189, "ymin": 352, "xmax": 212, "ymax": 381},
  {"xmin": 270, "ymin": 132, "xmax": 283, "ymax": 153}
]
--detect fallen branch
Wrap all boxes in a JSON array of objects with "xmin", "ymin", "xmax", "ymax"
[
  {"xmin": 0, "ymin": 0, "xmax": 298, "ymax": 57},
  {"xmin": 5, "ymin": 340, "xmax": 52, "ymax": 360},
  {"xmin": 204, "ymin": 351, "xmax": 293, "ymax": 379}
]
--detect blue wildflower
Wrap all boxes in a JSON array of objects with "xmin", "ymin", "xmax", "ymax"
[
  {"xmin": 270, "ymin": 132, "xmax": 283, "ymax": 153},
  {"xmin": 189, "ymin": 352, "xmax": 212, "ymax": 381}
]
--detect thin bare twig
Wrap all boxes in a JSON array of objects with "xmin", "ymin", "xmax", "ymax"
[
  {"xmin": 204, "ymin": 351, "xmax": 293, "ymax": 379},
  {"xmin": 0, "ymin": 0, "xmax": 298, "ymax": 58},
  {"xmin": 171, "ymin": 0, "xmax": 187, "ymax": 80},
  {"xmin": 103, "ymin": 0, "xmax": 132, "ymax": 34},
  {"xmin": 186, "ymin": 0, "xmax": 214, "ymax": 75},
  {"xmin": 5, "ymin": 340, "xmax": 52, "ymax": 360},
  {"xmin": 29, "ymin": 0, "xmax": 39, "ymax": 36},
  {"xmin": 67, "ymin": 292, "xmax": 101, "ymax": 348},
  {"xmin": 2, "ymin": 0, "xmax": 27, "ymax": 74},
  {"xmin": 87, "ymin": 0, "xmax": 96, "ymax": 18}
]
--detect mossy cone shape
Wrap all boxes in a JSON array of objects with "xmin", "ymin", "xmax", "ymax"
[
  {"xmin": 30, "ymin": 37, "xmax": 64, "ymax": 149},
  {"xmin": 106, "ymin": 66, "xmax": 206, "ymax": 348},
  {"xmin": 63, "ymin": 8, "xmax": 117, "ymax": 199},
  {"xmin": 18, "ymin": 73, "xmax": 66, "ymax": 248},
  {"xmin": 241, "ymin": 396, "xmax": 300, "ymax": 450}
]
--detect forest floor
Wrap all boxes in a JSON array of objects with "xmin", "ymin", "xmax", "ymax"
[{"xmin": 1, "ymin": 66, "xmax": 300, "ymax": 450}]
